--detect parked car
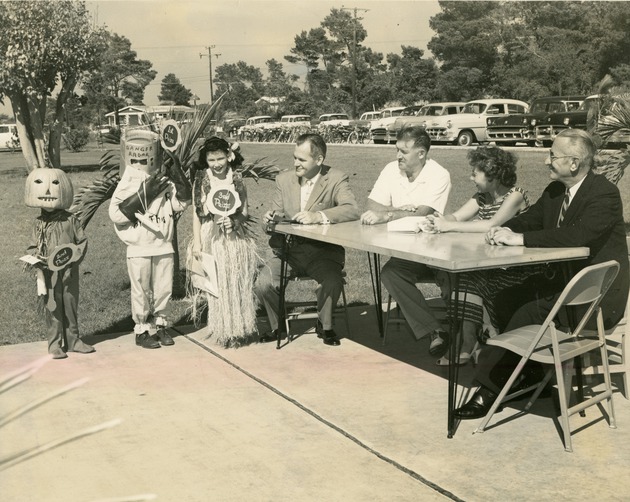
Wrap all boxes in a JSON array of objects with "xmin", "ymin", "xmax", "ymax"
[
  {"xmin": 238, "ymin": 115, "xmax": 275, "ymax": 140},
  {"xmin": 280, "ymin": 115, "xmax": 311, "ymax": 127},
  {"xmin": 359, "ymin": 111, "xmax": 381, "ymax": 122},
  {"xmin": 318, "ymin": 113, "xmax": 351, "ymax": 127},
  {"xmin": 371, "ymin": 105, "xmax": 423, "ymax": 144},
  {"xmin": 486, "ymin": 95, "xmax": 585, "ymax": 146},
  {"xmin": 0, "ymin": 123, "xmax": 20, "ymax": 151},
  {"xmin": 424, "ymin": 99, "xmax": 529, "ymax": 146},
  {"xmin": 391, "ymin": 102, "xmax": 466, "ymax": 135},
  {"xmin": 535, "ymin": 94, "xmax": 630, "ymax": 147}
]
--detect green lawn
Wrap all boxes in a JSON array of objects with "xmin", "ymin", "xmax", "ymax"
[{"xmin": 1, "ymin": 143, "xmax": 629, "ymax": 346}]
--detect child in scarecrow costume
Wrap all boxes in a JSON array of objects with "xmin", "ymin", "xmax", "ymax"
[
  {"xmin": 109, "ymin": 129, "xmax": 191, "ymax": 349},
  {"xmin": 188, "ymin": 137, "xmax": 261, "ymax": 347},
  {"xmin": 24, "ymin": 168, "xmax": 95, "ymax": 359}
]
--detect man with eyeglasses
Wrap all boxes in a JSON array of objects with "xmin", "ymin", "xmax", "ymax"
[{"xmin": 454, "ymin": 128, "xmax": 629, "ymax": 420}]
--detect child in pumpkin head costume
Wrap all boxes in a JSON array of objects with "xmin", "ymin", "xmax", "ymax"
[
  {"xmin": 109, "ymin": 129, "xmax": 191, "ymax": 349},
  {"xmin": 25, "ymin": 168, "xmax": 94, "ymax": 359}
]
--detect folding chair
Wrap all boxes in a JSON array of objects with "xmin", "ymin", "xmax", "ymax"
[
  {"xmin": 283, "ymin": 271, "xmax": 350, "ymax": 342},
  {"xmin": 474, "ymin": 260, "xmax": 620, "ymax": 452},
  {"xmin": 582, "ymin": 237, "xmax": 630, "ymax": 399}
]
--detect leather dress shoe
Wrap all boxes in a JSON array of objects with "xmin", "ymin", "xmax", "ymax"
[
  {"xmin": 156, "ymin": 327, "xmax": 175, "ymax": 346},
  {"xmin": 316, "ymin": 321, "xmax": 341, "ymax": 346},
  {"xmin": 136, "ymin": 332, "xmax": 160, "ymax": 349},
  {"xmin": 259, "ymin": 329, "xmax": 285, "ymax": 343},
  {"xmin": 453, "ymin": 386, "xmax": 499, "ymax": 420}
]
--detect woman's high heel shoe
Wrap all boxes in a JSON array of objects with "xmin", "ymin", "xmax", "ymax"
[{"xmin": 436, "ymin": 343, "xmax": 480, "ymax": 367}]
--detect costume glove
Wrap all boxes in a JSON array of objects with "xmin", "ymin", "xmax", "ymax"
[
  {"xmin": 164, "ymin": 150, "xmax": 192, "ymax": 202},
  {"xmin": 118, "ymin": 174, "xmax": 169, "ymax": 223}
]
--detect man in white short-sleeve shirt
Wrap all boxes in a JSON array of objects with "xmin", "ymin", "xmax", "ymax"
[{"xmin": 361, "ymin": 125, "xmax": 452, "ymax": 358}]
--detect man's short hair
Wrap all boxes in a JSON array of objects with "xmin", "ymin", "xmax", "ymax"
[
  {"xmin": 296, "ymin": 133, "xmax": 327, "ymax": 160},
  {"xmin": 396, "ymin": 125, "xmax": 431, "ymax": 152},
  {"xmin": 556, "ymin": 129, "xmax": 596, "ymax": 170}
]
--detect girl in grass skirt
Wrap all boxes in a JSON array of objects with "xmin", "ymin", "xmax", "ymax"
[{"xmin": 189, "ymin": 137, "xmax": 261, "ymax": 347}]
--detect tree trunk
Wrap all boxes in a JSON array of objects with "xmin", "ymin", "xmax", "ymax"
[
  {"xmin": 10, "ymin": 93, "xmax": 46, "ymax": 171},
  {"xmin": 48, "ymin": 77, "xmax": 77, "ymax": 169}
]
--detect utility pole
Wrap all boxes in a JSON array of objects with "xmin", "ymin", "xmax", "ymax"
[
  {"xmin": 341, "ymin": 7, "xmax": 369, "ymax": 119},
  {"xmin": 200, "ymin": 46, "xmax": 221, "ymax": 104}
]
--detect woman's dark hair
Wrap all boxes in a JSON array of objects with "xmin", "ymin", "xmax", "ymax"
[
  {"xmin": 194, "ymin": 136, "xmax": 244, "ymax": 172},
  {"xmin": 468, "ymin": 146, "xmax": 518, "ymax": 187}
]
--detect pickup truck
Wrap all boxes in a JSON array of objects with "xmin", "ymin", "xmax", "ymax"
[
  {"xmin": 424, "ymin": 99, "xmax": 529, "ymax": 146},
  {"xmin": 486, "ymin": 96, "xmax": 585, "ymax": 146}
]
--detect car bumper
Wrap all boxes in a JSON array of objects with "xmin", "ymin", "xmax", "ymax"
[{"xmin": 486, "ymin": 127, "xmax": 532, "ymax": 142}]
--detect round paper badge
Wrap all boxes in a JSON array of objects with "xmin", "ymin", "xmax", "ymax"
[
  {"xmin": 206, "ymin": 186, "xmax": 241, "ymax": 217},
  {"xmin": 160, "ymin": 120, "xmax": 182, "ymax": 152},
  {"xmin": 47, "ymin": 244, "xmax": 81, "ymax": 271}
]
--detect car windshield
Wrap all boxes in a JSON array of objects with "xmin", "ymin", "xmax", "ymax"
[
  {"xmin": 462, "ymin": 103, "xmax": 487, "ymax": 114},
  {"xmin": 418, "ymin": 106, "xmax": 444, "ymax": 116},
  {"xmin": 401, "ymin": 108, "xmax": 418, "ymax": 116},
  {"xmin": 257, "ymin": 117, "xmax": 272, "ymax": 124}
]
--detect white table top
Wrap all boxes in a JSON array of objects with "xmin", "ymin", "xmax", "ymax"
[{"xmin": 274, "ymin": 221, "xmax": 589, "ymax": 273}]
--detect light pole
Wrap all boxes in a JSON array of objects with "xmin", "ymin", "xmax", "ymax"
[{"xmin": 200, "ymin": 46, "xmax": 221, "ymax": 104}]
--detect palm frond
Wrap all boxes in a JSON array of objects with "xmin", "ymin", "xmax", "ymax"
[
  {"xmin": 594, "ymin": 148, "xmax": 630, "ymax": 185},
  {"xmin": 177, "ymin": 94, "xmax": 226, "ymax": 171},
  {"xmin": 597, "ymin": 95, "xmax": 630, "ymax": 143},
  {"xmin": 70, "ymin": 150, "xmax": 121, "ymax": 229},
  {"xmin": 239, "ymin": 156, "xmax": 280, "ymax": 182}
]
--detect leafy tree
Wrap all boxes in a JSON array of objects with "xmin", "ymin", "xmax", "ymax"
[
  {"xmin": 428, "ymin": 1, "xmax": 500, "ymax": 80},
  {"xmin": 82, "ymin": 31, "xmax": 157, "ymax": 127},
  {"xmin": 0, "ymin": 0, "xmax": 106, "ymax": 170},
  {"xmin": 214, "ymin": 62, "xmax": 265, "ymax": 117},
  {"xmin": 386, "ymin": 46, "xmax": 439, "ymax": 105},
  {"xmin": 158, "ymin": 73, "xmax": 192, "ymax": 106},
  {"xmin": 265, "ymin": 59, "xmax": 300, "ymax": 98}
]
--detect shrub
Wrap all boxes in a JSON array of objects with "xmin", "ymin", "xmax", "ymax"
[{"xmin": 63, "ymin": 127, "xmax": 91, "ymax": 152}]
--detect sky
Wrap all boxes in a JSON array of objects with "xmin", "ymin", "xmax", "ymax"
[{"xmin": 1, "ymin": 0, "xmax": 443, "ymax": 116}]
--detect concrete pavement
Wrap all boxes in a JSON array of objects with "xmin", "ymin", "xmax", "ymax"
[{"xmin": 1, "ymin": 306, "xmax": 629, "ymax": 501}]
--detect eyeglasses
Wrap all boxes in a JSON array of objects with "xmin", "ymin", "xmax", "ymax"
[{"xmin": 548, "ymin": 149, "xmax": 577, "ymax": 163}]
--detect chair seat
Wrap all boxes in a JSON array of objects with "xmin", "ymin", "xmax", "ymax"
[{"xmin": 487, "ymin": 325, "xmax": 602, "ymax": 364}]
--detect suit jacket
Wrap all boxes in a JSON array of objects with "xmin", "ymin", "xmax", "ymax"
[
  {"xmin": 505, "ymin": 171, "xmax": 628, "ymax": 327},
  {"xmin": 268, "ymin": 164, "xmax": 360, "ymax": 265}
]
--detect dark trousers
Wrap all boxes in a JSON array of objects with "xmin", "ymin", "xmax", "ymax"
[{"xmin": 45, "ymin": 264, "xmax": 81, "ymax": 353}]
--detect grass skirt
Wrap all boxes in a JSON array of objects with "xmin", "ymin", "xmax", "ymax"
[{"xmin": 188, "ymin": 222, "xmax": 261, "ymax": 347}]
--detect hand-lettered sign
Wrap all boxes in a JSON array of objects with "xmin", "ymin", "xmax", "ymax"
[
  {"xmin": 47, "ymin": 244, "xmax": 81, "ymax": 271},
  {"xmin": 206, "ymin": 187, "xmax": 241, "ymax": 217},
  {"xmin": 160, "ymin": 120, "xmax": 182, "ymax": 152}
]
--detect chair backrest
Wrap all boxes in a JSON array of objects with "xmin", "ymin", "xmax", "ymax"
[{"xmin": 542, "ymin": 260, "xmax": 620, "ymax": 334}]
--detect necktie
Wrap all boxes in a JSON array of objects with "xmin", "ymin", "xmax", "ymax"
[{"xmin": 557, "ymin": 190, "xmax": 570, "ymax": 227}]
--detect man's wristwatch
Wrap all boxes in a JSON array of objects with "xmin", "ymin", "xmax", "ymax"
[{"xmin": 387, "ymin": 211, "xmax": 394, "ymax": 222}]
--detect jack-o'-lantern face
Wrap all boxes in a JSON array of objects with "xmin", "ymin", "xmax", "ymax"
[{"xmin": 24, "ymin": 168, "xmax": 74, "ymax": 210}]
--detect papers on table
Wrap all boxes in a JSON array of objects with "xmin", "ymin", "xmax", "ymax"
[{"xmin": 386, "ymin": 216, "xmax": 436, "ymax": 233}]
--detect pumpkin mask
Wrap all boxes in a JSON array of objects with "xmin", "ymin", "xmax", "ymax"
[{"xmin": 24, "ymin": 168, "xmax": 74, "ymax": 210}]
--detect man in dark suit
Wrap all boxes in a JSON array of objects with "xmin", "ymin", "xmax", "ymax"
[
  {"xmin": 255, "ymin": 133, "xmax": 360, "ymax": 346},
  {"xmin": 455, "ymin": 128, "xmax": 629, "ymax": 419}
]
